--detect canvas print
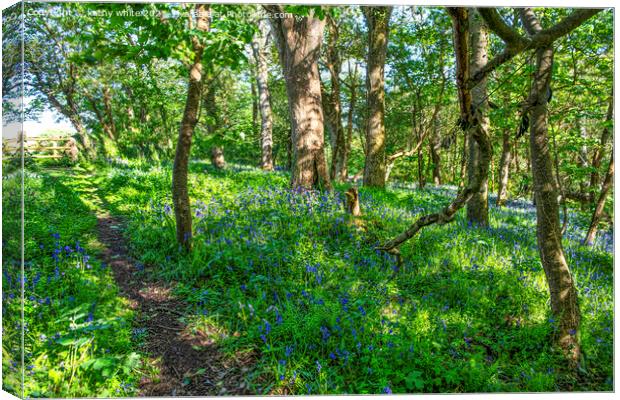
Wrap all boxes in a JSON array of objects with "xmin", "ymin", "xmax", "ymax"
[{"xmin": 1, "ymin": 1, "xmax": 614, "ymax": 397}]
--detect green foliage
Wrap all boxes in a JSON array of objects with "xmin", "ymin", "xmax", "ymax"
[{"xmin": 2, "ymin": 167, "xmax": 142, "ymax": 397}]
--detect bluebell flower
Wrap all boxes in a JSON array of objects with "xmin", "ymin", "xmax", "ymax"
[
  {"xmin": 320, "ymin": 325, "xmax": 330, "ymax": 341},
  {"xmin": 383, "ymin": 386, "xmax": 392, "ymax": 394},
  {"xmin": 265, "ymin": 321, "xmax": 271, "ymax": 335}
]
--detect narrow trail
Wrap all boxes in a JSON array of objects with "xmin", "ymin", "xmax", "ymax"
[{"xmin": 69, "ymin": 170, "xmax": 255, "ymax": 396}]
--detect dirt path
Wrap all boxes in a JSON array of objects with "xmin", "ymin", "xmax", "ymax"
[{"xmin": 72, "ymin": 172, "xmax": 255, "ymax": 396}]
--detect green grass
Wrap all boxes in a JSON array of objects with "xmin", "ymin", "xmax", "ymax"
[
  {"xmin": 2, "ymin": 167, "xmax": 141, "ymax": 397},
  {"xmin": 2, "ymin": 159, "xmax": 613, "ymax": 395}
]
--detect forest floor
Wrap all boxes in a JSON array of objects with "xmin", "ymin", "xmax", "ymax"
[
  {"xmin": 2, "ymin": 160, "xmax": 613, "ymax": 397},
  {"xmin": 72, "ymin": 170, "xmax": 256, "ymax": 396}
]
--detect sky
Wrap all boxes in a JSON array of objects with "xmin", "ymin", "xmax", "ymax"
[{"xmin": 3, "ymin": 101, "xmax": 75, "ymax": 140}]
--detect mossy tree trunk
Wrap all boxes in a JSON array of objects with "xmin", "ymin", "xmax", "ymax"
[{"xmin": 363, "ymin": 6, "xmax": 392, "ymax": 188}]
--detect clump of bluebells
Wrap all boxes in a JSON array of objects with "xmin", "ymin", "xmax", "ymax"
[{"xmin": 101, "ymin": 162, "xmax": 613, "ymax": 394}]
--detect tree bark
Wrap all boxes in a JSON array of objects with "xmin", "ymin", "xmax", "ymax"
[
  {"xmin": 584, "ymin": 153, "xmax": 613, "ymax": 246},
  {"xmin": 203, "ymin": 74, "xmax": 217, "ymax": 135},
  {"xmin": 323, "ymin": 16, "xmax": 347, "ymax": 182},
  {"xmin": 363, "ymin": 6, "xmax": 392, "ymax": 188},
  {"xmin": 521, "ymin": 7, "xmax": 581, "ymax": 364},
  {"xmin": 102, "ymin": 85, "xmax": 117, "ymax": 139},
  {"xmin": 265, "ymin": 6, "xmax": 332, "ymax": 190},
  {"xmin": 496, "ymin": 128, "xmax": 512, "ymax": 206},
  {"xmin": 252, "ymin": 18, "xmax": 274, "ymax": 171},
  {"xmin": 210, "ymin": 146, "xmax": 226, "ymax": 169},
  {"xmin": 458, "ymin": 129, "xmax": 468, "ymax": 187},
  {"xmin": 413, "ymin": 103, "xmax": 426, "ymax": 188},
  {"xmin": 345, "ymin": 187, "xmax": 362, "ymax": 217},
  {"xmin": 576, "ymin": 117, "xmax": 589, "ymax": 205},
  {"xmin": 343, "ymin": 64, "xmax": 359, "ymax": 181},
  {"xmin": 466, "ymin": 9, "xmax": 490, "ymax": 227},
  {"xmin": 172, "ymin": 4, "xmax": 210, "ymax": 250},
  {"xmin": 251, "ymin": 79, "xmax": 258, "ymax": 134},
  {"xmin": 430, "ymin": 118, "xmax": 442, "ymax": 185},
  {"xmin": 86, "ymin": 94, "xmax": 114, "ymax": 141}
]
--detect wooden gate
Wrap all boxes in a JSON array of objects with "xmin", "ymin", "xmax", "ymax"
[{"xmin": 2, "ymin": 132, "xmax": 78, "ymax": 161}]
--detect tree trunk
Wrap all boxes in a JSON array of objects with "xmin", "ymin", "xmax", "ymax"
[
  {"xmin": 584, "ymin": 153, "xmax": 613, "ymax": 246},
  {"xmin": 86, "ymin": 95, "xmax": 115, "ymax": 141},
  {"xmin": 451, "ymin": 129, "xmax": 458, "ymax": 183},
  {"xmin": 513, "ymin": 137, "xmax": 520, "ymax": 174},
  {"xmin": 266, "ymin": 6, "xmax": 332, "ymax": 190},
  {"xmin": 210, "ymin": 146, "xmax": 226, "ymax": 169},
  {"xmin": 496, "ymin": 128, "xmax": 512, "ymax": 206},
  {"xmin": 588, "ymin": 91, "xmax": 613, "ymax": 201},
  {"xmin": 576, "ymin": 117, "xmax": 589, "ymax": 206},
  {"xmin": 122, "ymin": 83, "xmax": 139, "ymax": 134},
  {"xmin": 286, "ymin": 127, "xmax": 292, "ymax": 171},
  {"xmin": 252, "ymin": 18, "xmax": 274, "ymax": 171},
  {"xmin": 521, "ymin": 7, "xmax": 580, "ymax": 364},
  {"xmin": 345, "ymin": 187, "xmax": 362, "ymax": 216},
  {"xmin": 204, "ymin": 75, "xmax": 217, "ymax": 135},
  {"xmin": 68, "ymin": 112, "xmax": 91, "ymax": 153},
  {"xmin": 323, "ymin": 16, "xmax": 347, "ymax": 182},
  {"xmin": 466, "ymin": 10, "xmax": 490, "ymax": 227},
  {"xmin": 363, "ymin": 7, "xmax": 392, "ymax": 188},
  {"xmin": 459, "ymin": 131, "xmax": 468, "ymax": 187},
  {"xmin": 102, "ymin": 85, "xmax": 116, "ymax": 139},
  {"xmin": 251, "ymin": 79, "xmax": 258, "ymax": 134},
  {"xmin": 343, "ymin": 65, "xmax": 358, "ymax": 181},
  {"xmin": 430, "ymin": 118, "xmax": 442, "ymax": 185},
  {"xmin": 413, "ymin": 105, "xmax": 426, "ymax": 189},
  {"xmin": 172, "ymin": 4, "xmax": 209, "ymax": 250}
]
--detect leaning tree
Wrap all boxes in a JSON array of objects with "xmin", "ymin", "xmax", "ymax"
[{"xmin": 379, "ymin": 6, "xmax": 602, "ymax": 364}]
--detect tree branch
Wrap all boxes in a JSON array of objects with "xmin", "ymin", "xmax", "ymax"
[{"xmin": 471, "ymin": 7, "xmax": 602, "ymax": 87}]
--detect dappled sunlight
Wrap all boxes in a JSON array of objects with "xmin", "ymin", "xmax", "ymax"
[{"xmin": 79, "ymin": 161, "xmax": 613, "ymax": 394}]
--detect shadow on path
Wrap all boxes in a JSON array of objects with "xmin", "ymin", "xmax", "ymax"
[{"xmin": 56, "ymin": 168, "xmax": 255, "ymax": 396}]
